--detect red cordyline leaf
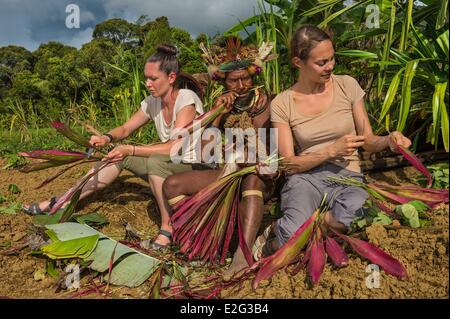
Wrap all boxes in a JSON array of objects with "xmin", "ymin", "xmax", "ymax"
[
  {"xmin": 19, "ymin": 161, "xmax": 67, "ymax": 173},
  {"xmin": 221, "ymin": 184, "xmax": 240, "ymax": 264},
  {"xmin": 372, "ymin": 183, "xmax": 449, "ymax": 207},
  {"xmin": 51, "ymin": 121, "xmax": 92, "ymax": 148},
  {"xmin": 48, "ymin": 161, "xmax": 112, "ymax": 215},
  {"xmin": 333, "ymin": 231, "xmax": 408, "ymax": 279},
  {"xmin": 368, "ymin": 184, "xmax": 411, "ymax": 204},
  {"xmin": 172, "ymin": 167, "xmax": 257, "ymax": 264},
  {"xmin": 373, "ymin": 199, "xmax": 396, "ymax": 215},
  {"xmin": 18, "ymin": 150, "xmax": 87, "ymax": 161},
  {"xmin": 291, "ymin": 242, "xmax": 311, "ymax": 276},
  {"xmin": 252, "ymin": 209, "xmax": 319, "ymax": 289},
  {"xmin": 325, "ymin": 236, "xmax": 348, "ymax": 268},
  {"xmin": 393, "ymin": 141, "xmax": 432, "ymax": 187},
  {"xmin": 308, "ymin": 233, "xmax": 326, "ymax": 286},
  {"xmin": 34, "ymin": 159, "xmax": 98, "ymax": 189}
]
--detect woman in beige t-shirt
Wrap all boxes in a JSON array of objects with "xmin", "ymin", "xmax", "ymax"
[{"xmin": 263, "ymin": 25, "xmax": 412, "ymax": 256}]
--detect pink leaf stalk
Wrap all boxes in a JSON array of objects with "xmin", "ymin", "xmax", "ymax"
[
  {"xmin": 307, "ymin": 234, "xmax": 326, "ymax": 286},
  {"xmin": 372, "ymin": 183, "xmax": 449, "ymax": 207},
  {"xmin": 334, "ymin": 232, "xmax": 408, "ymax": 279},
  {"xmin": 18, "ymin": 150, "xmax": 87, "ymax": 162},
  {"xmin": 252, "ymin": 209, "xmax": 319, "ymax": 289},
  {"xmin": 393, "ymin": 142, "xmax": 432, "ymax": 187},
  {"xmin": 325, "ymin": 236, "xmax": 348, "ymax": 268}
]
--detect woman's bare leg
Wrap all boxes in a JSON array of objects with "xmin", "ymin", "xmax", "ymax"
[
  {"xmin": 25, "ymin": 162, "xmax": 122, "ymax": 212},
  {"xmin": 147, "ymin": 175, "xmax": 174, "ymax": 246}
]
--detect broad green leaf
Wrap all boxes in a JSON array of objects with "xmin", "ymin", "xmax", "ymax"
[
  {"xmin": 84, "ymin": 238, "xmax": 134, "ymax": 272},
  {"xmin": 34, "ymin": 211, "xmax": 109, "ymax": 227},
  {"xmin": 45, "ymin": 223, "xmax": 161, "ymax": 287},
  {"xmin": 41, "ymin": 234, "xmax": 99, "ymax": 259}
]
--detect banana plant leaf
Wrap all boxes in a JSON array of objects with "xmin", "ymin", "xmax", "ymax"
[
  {"xmin": 33, "ymin": 211, "xmax": 109, "ymax": 227},
  {"xmin": 41, "ymin": 234, "xmax": 99, "ymax": 260},
  {"xmin": 44, "ymin": 223, "xmax": 161, "ymax": 287}
]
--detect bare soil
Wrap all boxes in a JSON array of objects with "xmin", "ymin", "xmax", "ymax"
[{"xmin": 0, "ymin": 159, "xmax": 448, "ymax": 299}]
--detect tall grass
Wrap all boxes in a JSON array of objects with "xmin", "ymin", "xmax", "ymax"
[{"xmin": 5, "ymin": 99, "xmax": 39, "ymax": 142}]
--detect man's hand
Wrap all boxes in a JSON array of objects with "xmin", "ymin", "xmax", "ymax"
[
  {"xmin": 215, "ymin": 92, "xmax": 239, "ymax": 115},
  {"xmin": 255, "ymin": 162, "xmax": 279, "ymax": 180}
]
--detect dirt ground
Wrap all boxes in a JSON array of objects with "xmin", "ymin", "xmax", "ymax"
[{"xmin": 0, "ymin": 158, "xmax": 448, "ymax": 299}]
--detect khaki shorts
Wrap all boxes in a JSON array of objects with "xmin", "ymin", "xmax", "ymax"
[{"xmin": 117, "ymin": 154, "xmax": 194, "ymax": 180}]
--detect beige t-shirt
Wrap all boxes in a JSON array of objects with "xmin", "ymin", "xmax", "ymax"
[{"xmin": 271, "ymin": 74, "xmax": 365, "ymax": 173}]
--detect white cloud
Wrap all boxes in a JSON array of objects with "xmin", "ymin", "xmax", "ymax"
[
  {"xmin": 0, "ymin": 0, "xmax": 259, "ymax": 51},
  {"xmin": 66, "ymin": 27, "xmax": 93, "ymax": 48}
]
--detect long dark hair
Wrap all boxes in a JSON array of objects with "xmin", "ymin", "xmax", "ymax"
[
  {"xmin": 147, "ymin": 44, "xmax": 180, "ymax": 75},
  {"xmin": 291, "ymin": 25, "xmax": 333, "ymax": 61}
]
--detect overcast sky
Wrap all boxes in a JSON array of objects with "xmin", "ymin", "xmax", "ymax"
[{"xmin": 0, "ymin": 0, "xmax": 260, "ymax": 51}]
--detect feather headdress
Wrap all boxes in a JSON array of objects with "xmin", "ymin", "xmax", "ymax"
[{"xmin": 200, "ymin": 37, "xmax": 278, "ymax": 80}]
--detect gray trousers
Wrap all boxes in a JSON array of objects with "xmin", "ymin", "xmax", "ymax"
[{"xmin": 274, "ymin": 162, "xmax": 368, "ymax": 247}]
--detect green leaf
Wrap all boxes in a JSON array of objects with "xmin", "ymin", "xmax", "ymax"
[
  {"xmin": 397, "ymin": 204, "xmax": 420, "ymax": 228},
  {"xmin": 268, "ymin": 201, "xmax": 283, "ymax": 218},
  {"xmin": 0, "ymin": 202, "xmax": 21, "ymax": 215},
  {"xmin": 59, "ymin": 188, "xmax": 82, "ymax": 223},
  {"xmin": 46, "ymin": 260, "xmax": 59, "ymax": 279},
  {"xmin": 372, "ymin": 213, "xmax": 393, "ymax": 226},
  {"xmin": 45, "ymin": 223, "xmax": 161, "ymax": 287},
  {"xmin": 396, "ymin": 60, "xmax": 419, "ymax": 132},
  {"xmin": 380, "ymin": 67, "xmax": 404, "ymax": 124},
  {"xmin": 33, "ymin": 210, "xmax": 65, "ymax": 225},
  {"xmin": 41, "ymin": 234, "xmax": 100, "ymax": 259},
  {"xmin": 335, "ymin": 50, "xmax": 378, "ymax": 59},
  {"xmin": 74, "ymin": 213, "xmax": 109, "ymax": 226},
  {"xmin": 407, "ymin": 200, "xmax": 430, "ymax": 213},
  {"xmin": 8, "ymin": 184, "xmax": 21, "ymax": 194}
]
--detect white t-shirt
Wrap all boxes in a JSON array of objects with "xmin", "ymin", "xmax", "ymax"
[
  {"xmin": 140, "ymin": 89, "xmax": 204, "ymax": 162},
  {"xmin": 140, "ymin": 89, "xmax": 203, "ymax": 142}
]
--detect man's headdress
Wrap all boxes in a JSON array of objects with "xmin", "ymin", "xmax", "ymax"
[{"xmin": 199, "ymin": 37, "xmax": 277, "ymax": 80}]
